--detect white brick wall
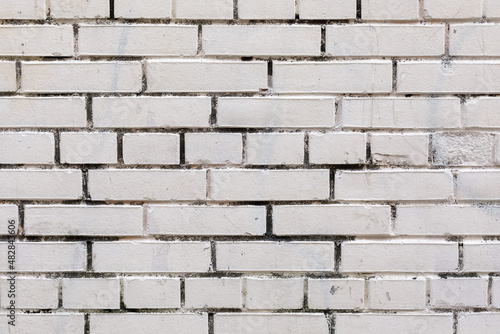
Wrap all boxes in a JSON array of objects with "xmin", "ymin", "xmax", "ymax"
[{"xmin": 0, "ymin": 26, "xmax": 73, "ymax": 57}]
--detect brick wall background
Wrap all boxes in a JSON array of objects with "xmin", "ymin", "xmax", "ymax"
[{"xmin": 1, "ymin": 0, "xmax": 500, "ymax": 333}]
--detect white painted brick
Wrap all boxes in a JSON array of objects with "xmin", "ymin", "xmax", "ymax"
[
  {"xmin": 397, "ymin": 61, "xmax": 500, "ymax": 94},
  {"xmin": 0, "ymin": 0, "xmax": 46, "ymax": 19},
  {"xmin": 123, "ymin": 133, "xmax": 180, "ymax": 165},
  {"xmin": 371, "ymin": 133, "xmax": 429, "ymax": 166},
  {"xmin": 335, "ymin": 170, "xmax": 453, "ymax": 201},
  {"xmin": 274, "ymin": 61, "xmax": 392, "ymax": 93},
  {"xmin": 336, "ymin": 314, "xmax": 453, "ymax": 334},
  {"xmin": 458, "ymin": 313, "xmax": 500, "ymax": 334},
  {"xmin": 79, "ymin": 25, "xmax": 197, "ymax": 56},
  {"xmin": 491, "ymin": 278, "xmax": 500, "ymax": 308},
  {"xmin": 0, "ymin": 205, "xmax": 18, "ymax": 235},
  {"xmin": 238, "ymin": 0, "xmax": 295, "ymax": 19},
  {"xmin": 0, "ymin": 277, "xmax": 59, "ymax": 309},
  {"xmin": 62, "ymin": 278, "xmax": 120, "ymax": 309},
  {"xmin": 298, "ymin": 0, "xmax": 356, "ymax": 19},
  {"xmin": 217, "ymin": 97, "xmax": 335, "ymax": 129},
  {"xmin": 209, "ymin": 169, "xmax": 330, "ymax": 201},
  {"xmin": 185, "ymin": 278, "xmax": 242, "ymax": 308},
  {"xmin": 309, "ymin": 132, "xmax": 367, "ymax": 164},
  {"xmin": 203, "ymin": 25, "xmax": 321, "ymax": 56},
  {"xmin": 450, "ymin": 24, "xmax": 500, "ymax": 56},
  {"xmin": 308, "ymin": 278, "xmax": 364, "ymax": 309},
  {"xmin": 0, "ymin": 132, "xmax": 54, "ymax": 164},
  {"xmin": 342, "ymin": 97, "xmax": 461, "ymax": 129},
  {"xmin": 0, "ymin": 62, "xmax": 17, "ymax": 92},
  {"xmin": 93, "ymin": 97, "xmax": 211, "ymax": 128},
  {"xmin": 463, "ymin": 242, "xmax": 500, "ymax": 272},
  {"xmin": 0, "ymin": 242, "xmax": 87, "ymax": 272},
  {"xmin": 21, "ymin": 61, "xmax": 142, "ymax": 93},
  {"xmin": 174, "ymin": 0, "xmax": 233, "ymax": 19},
  {"xmin": 92, "ymin": 242, "xmax": 211, "ymax": 273},
  {"xmin": 147, "ymin": 205, "xmax": 266, "ymax": 236},
  {"xmin": 432, "ymin": 133, "xmax": 494, "ymax": 166},
  {"xmin": 397, "ymin": 205, "xmax": 500, "ymax": 235},
  {"xmin": 0, "ymin": 169, "xmax": 82, "ymax": 200},
  {"xmin": 362, "ymin": 0, "xmax": 420, "ymax": 20},
  {"xmin": 115, "ymin": 0, "xmax": 172, "ymax": 18},
  {"xmin": 485, "ymin": 0, "xmax": 500, "ymax": 18},
  {"xmin": 50, "ymin": 0, "xmax": 109, "ymax": 18},
  {"xmin": 215, "ymin": 313, "xmax": 329, "ymax": 334},
  {"xmin": 367, "ymin": 278, "xmax": 426, "ymax": 310},
  {"xmin": 0, "ymin": 26, "xmax": 73, "ymax": 57},
  {"xmin": 429, "ymin": 278, "xmax": 488, "ymax": 308},
  {"xmin": 122, "ymin": 277, "xmax": 180, "ymax": 309},
  {"xmin": 326, "ymin": 25, "xmax": 445, "ymax": 56},
  {"xmin": 273, "ymin": 205, "xmax": 391, "ymax": 235},
  {"xmin": 456, "ymin": 171, "xmax": 500, "ymax": 200},
  {"xmin": 0, "ymin": 97, "xmax": 86, "ymax": 128},
  {"xmin": 464, "ymin": 98, "xmax": 500, "ymax": 128},
  {"xmin": 185, "ymin": 133, "xmax": 242, "ymax": 164},
  {"xmin": 88, "ymin": 169, "xmax": 206, "ymax": 201},
  {"xmin": 146, "ymin": 60, "xmax": 267, "ymax": 93},
  {"xmin": 423, "ymin": 0, "xmax": 482, "ymax": 19},
  {"xmin": 245, "ymin": 278, "xmax": 304, "ymax": 310},
  {"xmin": 90, "ymin": 313, "xmax": 208, "ymax": 334},
  {"xmin": 24, "ymin": 205, "xmax": 143, "ymax": 236},
  {"xmin": 216, "ymin": 242, "xmax": 335, "ymax": 272},
  {"xmin": 0, "ymin": 314, "xmax": 84, "ymax": 334},
  {"xmin": 246, "ymin": 133, "xmax": 304, "ymax": 165},
  {"xmin": 342, "ymin": 241, "xmax": 458, "ymax": 273},
  {"xmin": 60, "ymin": 132, "xmax": 117, "ymax": 164}
]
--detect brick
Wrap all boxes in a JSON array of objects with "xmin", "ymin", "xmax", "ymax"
[
  {"xmin": 123, "ymin": 133, "xmax": 180, "ymax": 165},
  {"xmin": 485, "ymin": 0, "xmax": 500, "ymax": 18},
  {"xmin": 115, "ymin": 0, "xmax": 172, "ymax": 18},
  {"xmin": 308, "ymin": 278, "xmax": 364, "ymax": 309},
  {"xmin": 0, "ymin": 0, "xmax": 46, "ymax": 19},
  {"xmin": 491, "ymin": 278, "xmax": 500, "ymax": 307},
  {"xmin": 24, "ymin": 205, "xmax": 143, "ymax": 236},
  {"xmin": 336, "ymin": 314, "xmax": 453, "ymax": 334},
  {"xmin": 245, "ymin": 278, "xmax": 304, "ymax": 310},
  {"xmin": 203, "ymin": 25, "xmax": 321, "ymax": 56},
  {"xmin": 0, "ymin": 62, "xmax": 16, "ymax": 92},
  {"xmin": 0, "ymin": 277, "xmax": 59, "ymax": 309},
  {"xmin": 209, "ymin": 169, "xmax": 330, "ymax": 201},
  {"xmin": 215, "ymin": 313, "xmax": 329, "ymax": 334},
  {"xmin": 342, "ymin": 241, "xmax": 458, "ymax": 273},
  {"xmin": 0, "ymin": 314, "xmax": 84, "ymax": 334},
  {"xmin": 216, "ymin": 242, "xmax": 335, "ymax": 272},
  {"xmin": 335, "ymin": 170, "xmax": 453, "ymax": 201},
  {"xmin": 423, "ymin": 0, "xmax": 482, "ymax": 19},
  {"xmin": 79, "ymin": 25, "xmax": 197, "ymax": 56},
  {"xmin": 298, "ymin": 0, "xmax": 356, "ymax": 19},
  {"xmin": 0, "ymin": 26, "xmax": 73, "ymax": 57},
  {"xmin": 92, "ymin": 242, "xmax": 211, "ymax": 273},
  {"xmin": 397, "ymin": 61, "xmax": 500, "ymax": 94},
  {"xmin": 431, "ymin": 133, "xmax": 495, "ymax": 166},
  {"xmin": 93, "ymin": 97, "xmax": 211, "ymax": 128},
  {"xmin": 274, "ymin": 61, "xmax": 392, "ymax": 93},
  {"xmin": 246, "ymin": 133, "xmax": 304, "ymax": 165},
  {"xmin": 21, "ymin": 61, "xmax": 142, "ymax": 93},
  {"xmin": 450, "ymin": 24, "xmax": 500, "ymax": 56},
  {"xmin": 62, "ymin": 278, "xmax": 120, "ymax": 309},
  {"xmin": 122, "ymin": 277, "xmax": 180, "ymax": 309},
  {"xmin": 0, "ymin": 97, "xmax": 86, "ymax": 128},
  {"xmin": 185, "ymin": 278, "xmax": 242, "ymax": 308},
  {"xmin": 371, "ymin": 133, "xmax": 429, "ymax": 166},
  {"xmin": 0, "ymin": 205, "xmax": 18, "ymax": 235},
  {"xmin": 0, "ymin": 242, "xmax": 86, "ymax": 272},
  {"xmin": 342, "ymin": 97, "xmax": 461, "ymax": 129},
  {"xmin": 0, "ymin": 132, "xmax": 54, "ymax": 164},
  {"xmin": 147, "ymin": 205, "xmax": 266, "ymax": 235},
  {"xmin": 463, "ymin": 242, "xmax": 500, "ymax": 272},
  {"xmin": 397, "ymin": 205, "xmax": 500, "ymax": 235},
  {"xmin": 465, "ymin": 98, "xmax": 500, "ymax": 128},
  {"xmin": 273, "ymin": 205, "xmax": 391, "ymax": 235},
  {"xmin": 362, "ymin": 0, "xmax": 419, "ymax": 20},
  {"xmin": 429, "ymin": 278, "xmax": 488, "ymax": 308},
  {"xmin": 309, "ymin": 132, "xmax": 367, "ymax": 164},
  {"xmin": 174, "ymin": 0, "xmax": 233, "ymax": 19},
  {"xmin": 238, "ymin": 0, "xmax": 295, "ymax": 19},
  {"xmin": 456, "ymin": 171, "xmax": 500, "ymax": 200},
  {"xmin": 50, "ymin": 0, "xmax": 109, "ymax": 18},
  {"xmin": 88, "ymin": 169, "xmax": 206, "ymax": 201},
  {"xmin": 185, "ymin": 133, "xmax": 242, "ymax": 164},
  {"xmin": 0, "ymin": 169, "xmax": 82, "ymax": 200},
  {"xmin": 458, "ymin": 313, "xmax": 500, "ymax": 334},
  {"xmin": 367, "ymin": 278, "xmax": 426, "ymax": 310},
  {"xmin": 60, "ymin": 132, "xmax": 117, "ymax": 164},
  {"xmin": 217, "ymin": 97, "xmax": 335, "ymax": 129},
  {"xmin": 90, "ymin": 313, "xmax": 208, "ymax": 334},
  {"xmin": 146, "ymin": 60, "xmax": 267, "ymax": 93},
  {"xmin": 326, "ymin": 25, "xmax": 445, "ymax": 56}
]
